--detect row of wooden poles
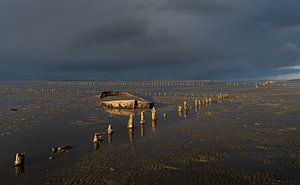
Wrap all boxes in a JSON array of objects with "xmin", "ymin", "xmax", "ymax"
[
  {"xmin": 46, "ymin": 81, "xmax": 209, "ymax": 87},
  {"xmin": 90, "ymin": 108, "xmax": 161, "ymax": 145},
  {"xmin": 44, "ymin": 80, "xmax": 282, "ymax": 87},
  {"xmin": 0, "ymin": 80, "xmax": 283, "ymax": 96},
  {"xmin": 92, "ymin": 93, "xmax": 232, "ymax": 145}
]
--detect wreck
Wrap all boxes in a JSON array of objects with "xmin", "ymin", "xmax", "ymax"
[{"xmin": 99, "ymin": 91, "xmax": 154, "ymax": 110}]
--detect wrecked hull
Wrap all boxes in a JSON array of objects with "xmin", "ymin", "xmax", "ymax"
[
  {"xmin": 102, "ymin": 99, "xmax": 154, "ymax": 109},
  {"xmin": 100, "ymin": 91, "xmax": 154, "ymax": 110},
  {"xmin": 103, "ymin": 109, "xmax": 138, "ymax": 116}
]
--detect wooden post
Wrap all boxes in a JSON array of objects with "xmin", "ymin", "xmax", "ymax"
[
  {"xmin": 195, "ymin": 99, "xmax": 199, "ymax": 108},
  {"xmin": 92, "ymin": 133, "xmax": 101, "ymax": 143},
  {"xmin": 183, "ymin": 101, "xmax": 188, "ymax": 111},
  {"xmin": 178, "ymin": 105, "xmax": 182, "ymax": 112},
  {"xmin": 107, "ymin": 124, "xmax": 113, "ymax": 135},
  {"xmin": 151, "ymin": 107, "xmax": 157, "ymax": 121},
  {"xmin": 14, "ymin": 153, "xmax": 24, "ymax": 166}
]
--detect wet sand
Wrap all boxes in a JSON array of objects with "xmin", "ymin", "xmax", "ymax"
[{"xmin": 0, "ymin": 81, "xmax": 299, "ymax": 184}]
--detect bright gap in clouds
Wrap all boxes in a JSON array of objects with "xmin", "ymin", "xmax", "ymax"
[{"xmin": 272, "ymin": 65, "xmax": 300, "ymax": 80}]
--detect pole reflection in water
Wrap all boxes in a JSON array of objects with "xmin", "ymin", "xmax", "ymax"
[
  {"xmin": 108, "ymin": 134, "xmax": 112, "ymax": 143},
  {"xmin": 127, "ymin": 114, "xmax": 134, "ymax": 129},
  {"xmin": 140, "ymin": 111, "xmax": 145, "ymax": 125},
  {"xmin": 140, "ymin": 124, "xmax": 145, "ymax": 137},
  {"xmin": 184, "ymin": 109, "xmax": 188, "ymax": 118},
  {"xmin": 93, "ymin": 142, "xmax": 100, "ymax": 150},
  {"xmin": 178, "ymin": 111, "xmax": 182, "ymax": 117},
  {"xmin": 128, "ymin": 128, "xmax": 134, "ymax": 142},
  {"xmin": 178, "ymin": 105, "xmax": 182, "ymax": 118},
  {"xmin": 15, "ymin": 165, "xmax": 25, "ymax": 176},
  {"xmin": 152, "ymin": 120, "xmax": 157, "ymax": 136}
]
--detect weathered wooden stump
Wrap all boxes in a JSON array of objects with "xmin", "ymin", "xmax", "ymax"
[
  {"xmin": 14, "ymin": 153, "xmax": 24, "ymax": 166},
  {"xmin": 92, "ymin": 133, "xmax": 101, "ymax": 143},
  {"xmin": 183, "ymin": 101, "xmax": 188, "ymax": 110},
  {"xmin": 107, "ymin": 124, "xmax": 113, "ymax": 135},
  {"xmin": 151, "ymin": 107, "xmax": 157, "ymax": 121},
  {"xmin": 195, "ymin": 99, "xmax": 199, "ymax": 108}
]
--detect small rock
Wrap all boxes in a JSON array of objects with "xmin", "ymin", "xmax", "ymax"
[
  {"xmin": 52, "ymin": 145, "xmax": 72, "ymax": 153},
  {"xmin": 163, "ymin": 112, "xmax": 167, "ymax": 118},
  {"xmin": 9, "ymin": 108, "xmax": 18, "ymax": 112},
  {"xmin": 2, "ymin": 132, "xmax": 12, "ymax": 136},
  {"xmin": 51, "ymin": 147, "xmax": 57, "ymax": 153}
]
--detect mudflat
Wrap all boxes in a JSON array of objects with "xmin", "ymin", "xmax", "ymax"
[{"xmin": 0, "ymin": 81, "xmax": 299, "ymax": 185}]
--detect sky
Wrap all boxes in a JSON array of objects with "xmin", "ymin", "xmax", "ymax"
[{"xmin": 0, "ymin": 0, "xmax": 300, "ymax": 80}]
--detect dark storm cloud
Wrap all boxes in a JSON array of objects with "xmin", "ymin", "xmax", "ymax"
[
  {"xmin": 159, "ymin": 0, "xmax": 253, "ymax": 15},
  {"xmin": 258, "ymin": 1, "xmax": 300, "ymax": 27},
  {"xmin": 0, "ymin": 0, "xmax": 299, "ymax": 80},
  {"xmin": 77, "ymin": 17, "xmax": 149, "ymax": 47}
]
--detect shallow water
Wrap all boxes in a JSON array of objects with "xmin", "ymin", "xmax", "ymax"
[
  {"xmin": 0, "ymin": 83, "xmax": 194, "ymax": 184},
  {"xmin": 0, "ymin": 81, "xmax": 299, "ymax": 184}
]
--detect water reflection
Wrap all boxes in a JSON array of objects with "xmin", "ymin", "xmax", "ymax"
[
  {"xmin": 128, "ymin": 129, "xmax": 134, "ymax": 142},
  {"xmin": 152, "ymin": 120, "xmax": 157, "ymax": 136},
  {"xmin": 195, "ymin": 106, "xmax": 199, "ymax": 113},
  {"xmin": 178, "ymin": 111, "xmax": 182, "ymax": 117},
  {"xmin": 108, "ymin": 134, "xmax": 112, "ymax": 143},
  {"xmin": 15, "ymin": 165, "xmax": 25, "ymax": 176},
  {"xmin": 127, "ymin": 114, "xmax": 134, "ymax": 129},
  {"xmin": 140, "ymin": 125, "xmax": 145, "ymax": 137},
  {"xmin": 184, "ymin": 110, "xmax": 188, "ymax": 118},
  {"xmin": 93, "ymin": 142, "xmax": 100, "ymax": 150},
  {"xmin": 140, "ymin": 111, "xmax": 145, "ymax": 124}
]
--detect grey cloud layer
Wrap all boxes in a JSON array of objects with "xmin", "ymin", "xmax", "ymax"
[{"xmin": 0, "ymin": 0, "xmax": 299, "ymax": 80}]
